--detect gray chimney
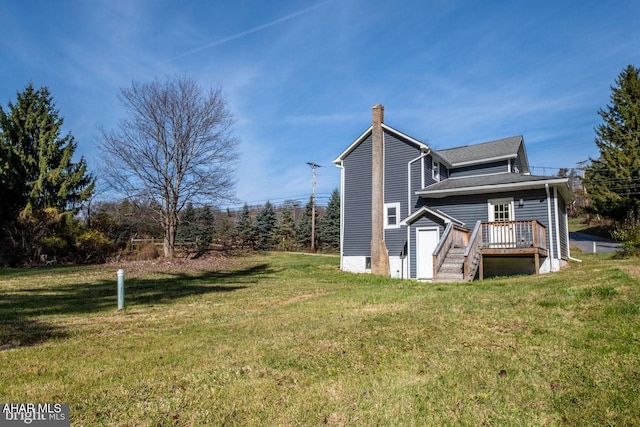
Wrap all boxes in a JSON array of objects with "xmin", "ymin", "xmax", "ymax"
[{"xmin": 371, "ymin": 104, "xmax": 390, "ymax": 276}]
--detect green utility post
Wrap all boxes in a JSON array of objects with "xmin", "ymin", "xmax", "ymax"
[{"xmin": 117, "ymin": 269, "xmax": 125, "ymax": 310}]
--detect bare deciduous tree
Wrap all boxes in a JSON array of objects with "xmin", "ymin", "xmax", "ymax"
[{"xmin": 99, "ymin": 75, "xmax": 238, "ymax": 258}]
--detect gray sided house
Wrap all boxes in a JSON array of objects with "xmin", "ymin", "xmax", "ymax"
[{"xmin": 333, "ymin": 105, "xmax": 574, "ymax": 281}]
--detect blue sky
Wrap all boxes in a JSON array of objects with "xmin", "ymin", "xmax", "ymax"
[{"xmin": 1, "ymin": 0, "xmax": 639, "ymax": 209}]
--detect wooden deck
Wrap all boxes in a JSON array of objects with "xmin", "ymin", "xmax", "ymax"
[
  {"xmin": 478, "ymin": 220, "xmax": 548, "ymax": 278},
  {"xmin": 433, "ymin": 220, "xmax": 549, "ymax": 281}
]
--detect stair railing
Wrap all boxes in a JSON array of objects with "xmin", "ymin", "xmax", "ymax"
[
  {"xmin": 433, "ymin": 223, "xmax": 470, "ymax": 278},
  {"xmin": 463, "ymin": 220, "xmax": 482, "ymax": 281}
]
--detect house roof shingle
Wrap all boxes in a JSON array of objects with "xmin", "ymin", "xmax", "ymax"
[
  {"xmin": 417, "ymin": 172, "xmax": 574, "ymax": 201},
  {"xmin": 436, "ymin": 135, "xmax": 523, "ymax": 166}
]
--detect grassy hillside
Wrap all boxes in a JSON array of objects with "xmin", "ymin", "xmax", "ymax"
[{"xmin": 1, "ymin": 252, "xmax": 639, "ymax": 426}]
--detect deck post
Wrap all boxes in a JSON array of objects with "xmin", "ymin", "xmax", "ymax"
[
  {"xmin": 534, "ymin": 253, "xmax": 540, "ymax": 274},
  {"xmin": 433, "ymin": 255, "xmax": 437, "ymax": 279},
  {"xmin": 479, "ymin": 255, "xmax": 484, "ymax": 280}
]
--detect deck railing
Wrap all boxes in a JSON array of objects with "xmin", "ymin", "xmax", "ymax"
[{"xmin": 480, "ymin": 220, "xmax": 547, "ymax": 249}]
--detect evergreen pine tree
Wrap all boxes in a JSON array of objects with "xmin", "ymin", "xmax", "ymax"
[
  {"xmin": 177, "ymin": 202, "xmax": 197, "ymax": 242},
  {"xmin": 213, "ymin": 208, "xmax": 236, "ymax": 248},
  {"xmin": 274, "ymin": 206, "xmax": 296, "ymax": 251},
  {"xmin": 584, "ymin": 65, "xmax": 640, "ymax": 222},
  {"xmin": 583, "ymin": 65, "xmax": 640, "ymax": 253},
  {"xmin": 254, "ymin": 201, "xmax": 277, "ymax": 250},
  {"xmin": 235, "ymin": 203, "xmax": 255, "ymax": 249},
  {"xmin": 317, "ymin": 189, "xmax": 340, "ymax": 252},
  {"xmin": 0, "ymin": 84, "xmax": 94, "ymax": 264},
  {"xmin": 0, "ymin": 84, "xmax": 94, "ymax": 216},
  {"xmin": 295, "ymin": 197, "xmax": 315, "ymax": 250}
]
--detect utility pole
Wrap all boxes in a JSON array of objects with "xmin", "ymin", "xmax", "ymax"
[{"xmin": 307, "ymin": 162, "xmax": 322, "ymax": 252}]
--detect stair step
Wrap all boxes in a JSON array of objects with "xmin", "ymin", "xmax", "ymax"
[
  {"xmin": 434, "ymin": 245, "xmax": 476, "ymax": 282},
  {"xmin": 434, "ymin": 272, "xmax": 465, "ymax": 283}
]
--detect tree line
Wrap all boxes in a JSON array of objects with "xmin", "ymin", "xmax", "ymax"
[
  {"xmin": 188, "ymin": 193, "xmax": 339, "ymax": 252},
  {"xmin": 88, "ymin": 193, "xmax": 341, "ymax": 259},
  {"xmin": 2, "ymin": 64, "xmax": 639, "ymax": 265}
]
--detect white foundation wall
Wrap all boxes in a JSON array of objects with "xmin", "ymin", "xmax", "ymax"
[
  {"xmin": 343, "ymin": 255, "xmax": 564, "ymax": 278},
  {"xmin": 539, "ymin": 257, "xmax": 565, "ymax": 274},
  {"xmin": 389, "ymin": 256, "xmax": 408, "ymax": 279},
  {"xmin": 540, "ymin": 257, "xmax": 551, "ymax": 274},
  {"xmin": 342, "ymin": 256, "xmax": 408, "ymax": 278},
  {"xmin": 342, "ymin": 256, "xmax": 369, "ymax": 273}
]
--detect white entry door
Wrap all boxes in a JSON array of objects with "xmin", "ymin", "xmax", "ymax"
[
  {"xmin": 487, "ymin": 198, "xmax": 515, "ymax": 247},
  {"xmin": 416, "ymin": 228, "xmax": 439, "ymax": 279}
]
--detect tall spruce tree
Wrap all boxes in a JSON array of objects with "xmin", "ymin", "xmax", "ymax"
[
  {"xmin": 317, "ymin": 189, "xmax": 340, "ymax": 252},
  {"xmin": 0, "ymin": 84, "xmax": 94, "ymax": 264},
  {"xmin": 0, "ymin": 84, "xmax": 94, "ymax": 217},
  {"xmin": 213, "ymin": 208, "xmax": 236, "ymax": 248},
  {"xmin": 274, "ymin": 206, "xmax": 296, "ymax": 251},
  {"xmin": 195, "ymin": 205, "xmax": 215, "ymax": 249},
  {"xmin": 584, "ymin": 65, "xmax": 640, "ymax": 222},
  {"xmin": 177, "ymin": 202, "xmax": 197, "ymax": 242},
  {"xmin": 295, "ymin": 197, "xmax": 315, "ymax": 250},
  {"xmin": 235, "ymin": 203, "xmax": 255, "ymax": 249},
  {"xmin": 254, "ymin": 201, "xmax": 277, "ymax": 250}
]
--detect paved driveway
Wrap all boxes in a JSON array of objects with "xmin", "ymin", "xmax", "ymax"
[{"xmin": 569, "ymin": 231, "xmax": 622, "ymax": 254}]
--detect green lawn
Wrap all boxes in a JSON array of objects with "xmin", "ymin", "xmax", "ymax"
[{"xmin": 1, "ymin": 252, "xmax": 639, "ymax": 426}]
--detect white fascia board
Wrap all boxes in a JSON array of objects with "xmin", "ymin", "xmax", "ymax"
[
  {"xmin": 416, "ymin": 178, "xmax": 572, "ymax": 199},
  {"xmin": 334, "ymin": 123, "xmax": 432, "ymax": 166},
  {"xmin": 450, "ymin": 153, "xmax": 517, "ymax": 168},
  {"xmin": 381, "ymin": 124, "xmax": 430, "ymax": 151},
  {"xmin": 333, "ymin": 126, "xmax": 373, "ymax": 165},
  {"xmin": 446, "ymin": 171, "xmax": 515, "ymax": 180},
  {"xmin": 400, "ymin": 206, "xmax": 464, "ymax": 227}
]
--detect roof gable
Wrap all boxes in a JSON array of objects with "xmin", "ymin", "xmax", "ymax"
[
  {"xmin": 333, "ymin": 123, "xmax": 429, "ymax": 165},
  {"xmin": 400, "ymin": 206, "xmax": 465, "ymax": 227}
]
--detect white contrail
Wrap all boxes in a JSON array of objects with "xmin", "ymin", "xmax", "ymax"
[{"xmin": 162, "ymin": 1, "xmax": 331, "ymax": 64}]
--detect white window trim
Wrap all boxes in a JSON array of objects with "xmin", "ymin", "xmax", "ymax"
[
  {"xmin": 432, "ymin": 159, "xmax": 440, "ymax": 182},
  {"xmin": 384, "ymin": 202, "xmax": 401, "ymax": 229}
]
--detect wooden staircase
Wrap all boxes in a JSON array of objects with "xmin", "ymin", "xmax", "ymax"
[
  {"xmin": 432, "ymin": 221, "xmax": 483, "ymax": 283},
  {"xmin": 434, "ymin": 246, "xmax": 465, "ymax": 282}
]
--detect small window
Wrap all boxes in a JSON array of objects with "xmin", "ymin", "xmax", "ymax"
[
  {"xmin": 384, "ymin": 202, "xmax": 401, "ymax": 229},
  {"xmin": 432, "ymin": 159, "xmax": 440, "ymax": 181},
  {"xmin": 493, "ymin": 202, "xmax": 511, "ymax": 222},
  {"xmin": 365, "ymin": 256, "xmax": 371, "ymax": 270}
]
